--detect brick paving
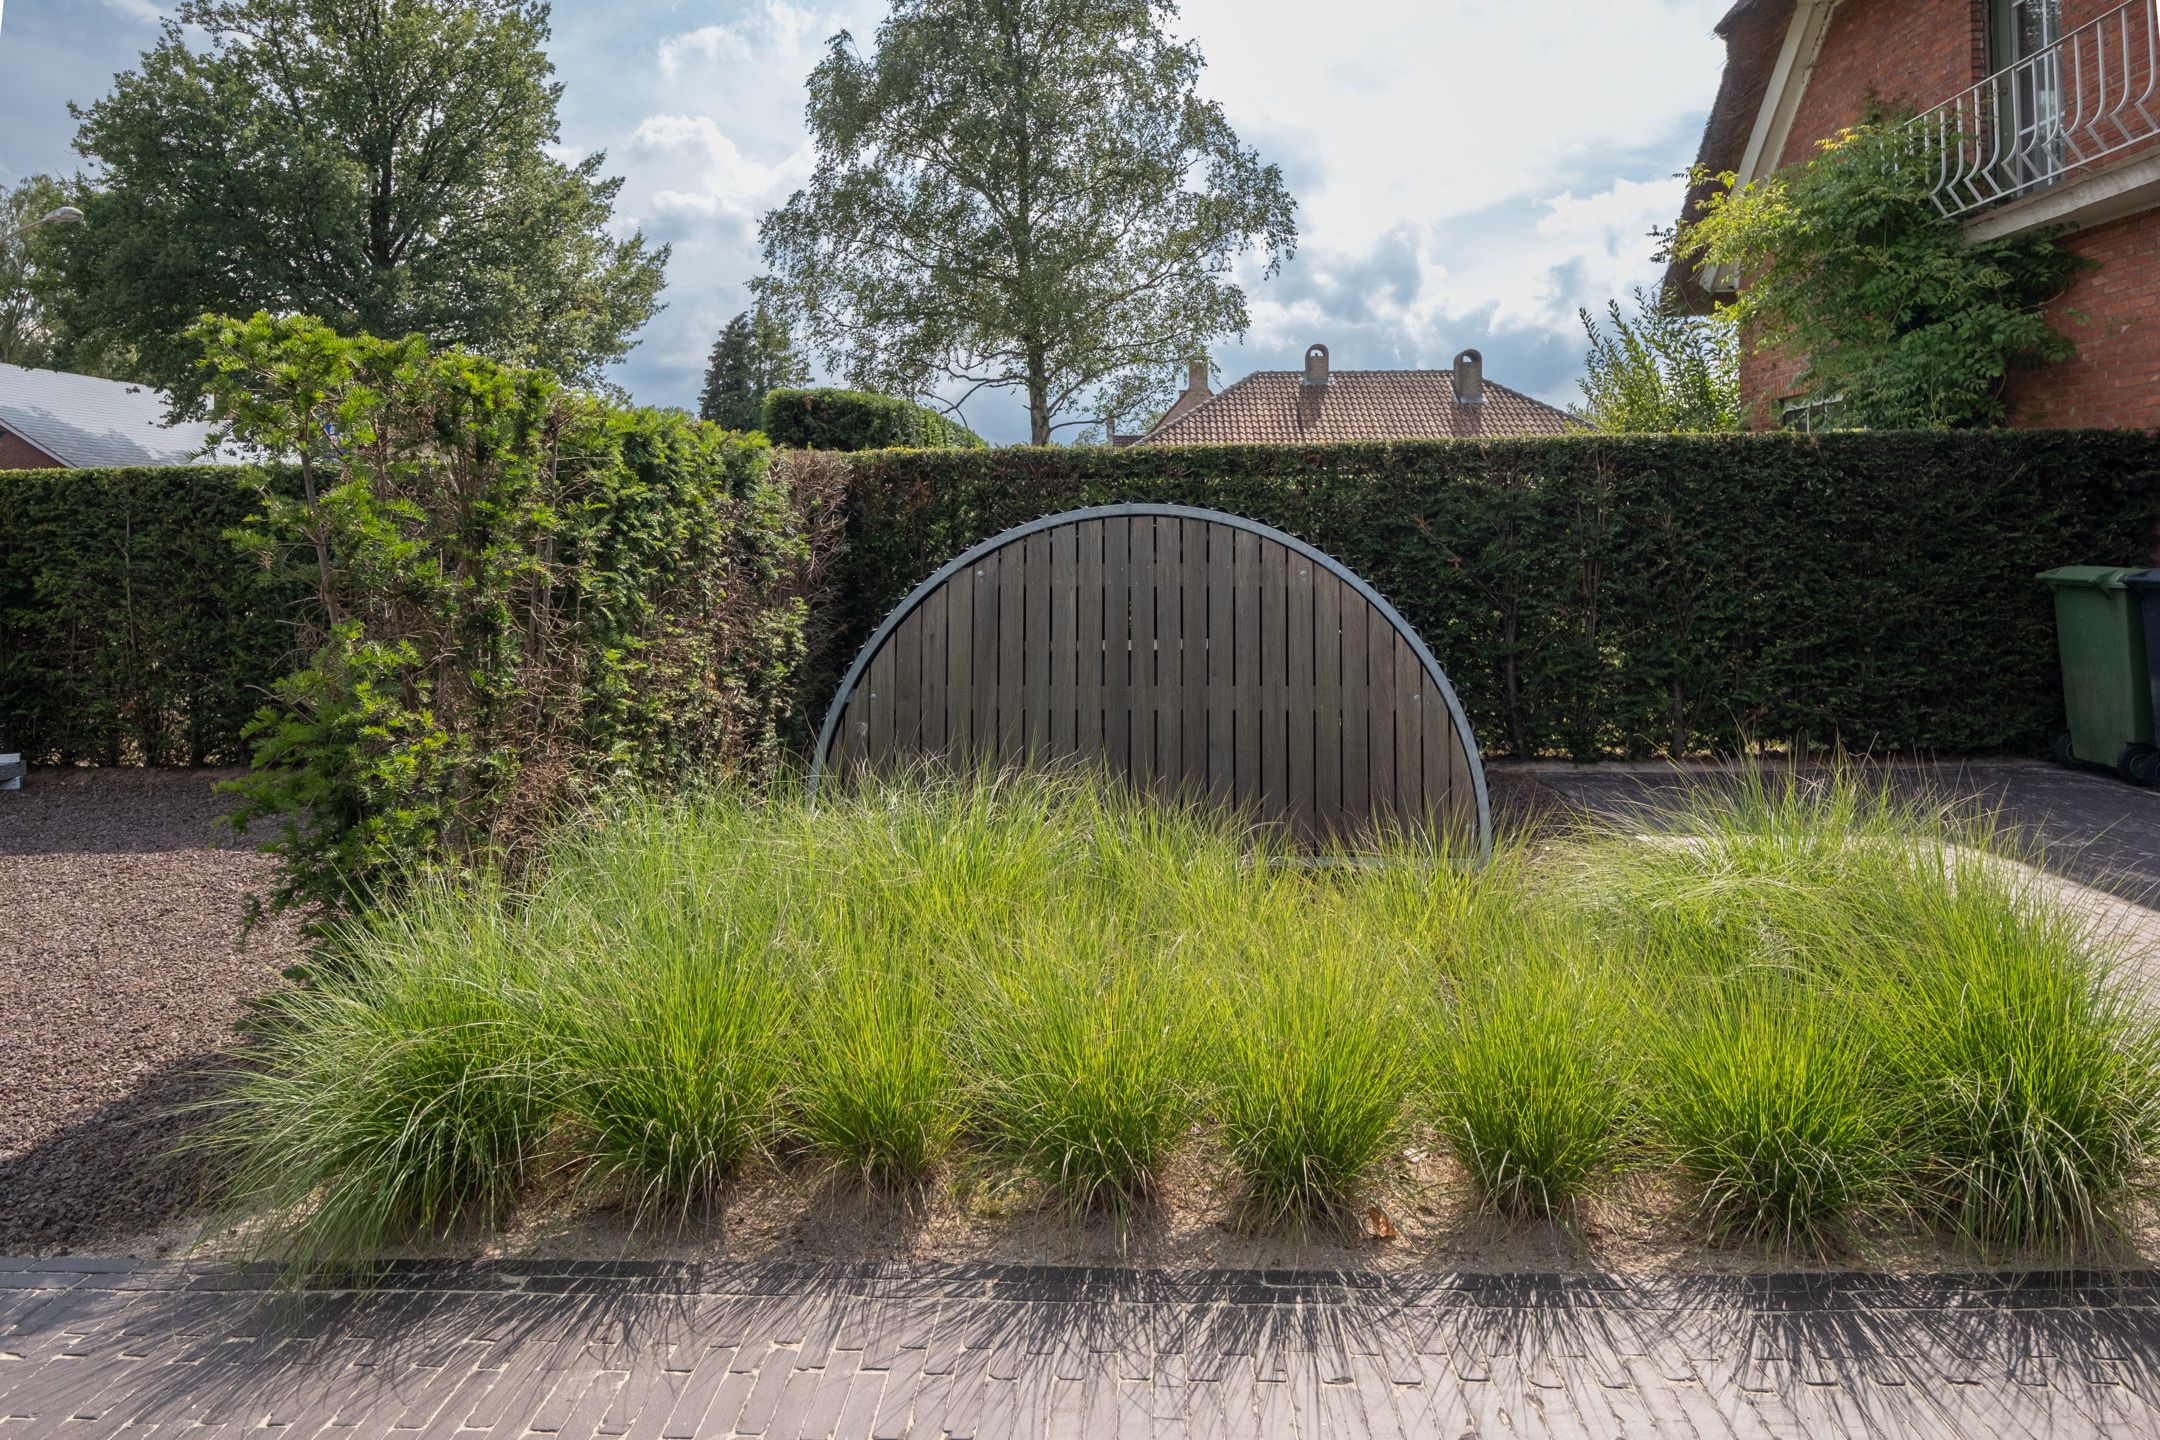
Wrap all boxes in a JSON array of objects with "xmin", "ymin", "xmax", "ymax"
[{"xmin": 4, "ymin": 1258, "xmax": 2160, "ymax": 1437}]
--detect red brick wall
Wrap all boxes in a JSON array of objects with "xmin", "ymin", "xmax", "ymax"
[
  {"xmin": 2001, "ymin": 209, "xmax": 2160, "ymax": 428},
  {"xmin": 0, "ymin": 429, "xmax": 61, "ymax": 468},
  {"xmin": 1739, "ymin": 0, "xmax": 2160, "ymax": 431}
]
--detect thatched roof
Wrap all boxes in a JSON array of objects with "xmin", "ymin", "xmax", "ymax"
[{"xmin": 1664, "ymin": 0, "xmax": 1797, "ymax": 310}]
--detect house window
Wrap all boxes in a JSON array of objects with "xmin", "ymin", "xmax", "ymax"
[
  {"xmin": 1987, "ymin": 0, "xmax": 2066, "ymax": 194},
  {"xmin": 1778, "ymin": 395, "xmax": 1846, "ymax": 433}
]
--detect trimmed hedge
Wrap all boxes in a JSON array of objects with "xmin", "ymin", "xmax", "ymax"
[
  {"xmin": 0, "ymin": 466, "xmax": 306, "ymax": 765},
  {"xmin": 762, "ymin": 387, "xmax": 987, "ymax": 451},
  {"xmin": 816, "ymin": 432, "xmax": 2159, "ymax": 759}
]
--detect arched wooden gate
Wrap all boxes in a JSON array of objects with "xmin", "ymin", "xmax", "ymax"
[{"xmin": 810, "ymin": 504, "xmax": 1490, "ymax": 854}]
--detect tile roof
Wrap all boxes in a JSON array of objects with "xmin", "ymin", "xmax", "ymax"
[
  {"xmin": 1138, "ymin": 369, "xmax": 1581, "ymax": 445},
  {"xmin": 0, "ymin": 363, "xmax": 249, "ymax": 467}
]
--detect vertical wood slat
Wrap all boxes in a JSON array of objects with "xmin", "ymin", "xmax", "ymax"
[
  {"xmin": 1048, "ymin": 523, "xmax": 1078, "ymax": 759},
  {"xmin": 1076, "ymin": 519, "xmax": 1105, "ymax": 759},
  {"xmin": 997, "ymin": 536, "xmax": 1027, "ymax": 760},
  {"xmin": 1285, "ymin": 544, "xmax": 1316, "ymax": 837},
  {"xmin": 817, "ymin": 508, "xmax": 1482, "ymax": 851},
  {"xmin": 1101, "ymin": 518, "xmax": 1131, "ymax": 773},
  {"xmin": 1313, "ymin": 572, "xmax": 1344, "ymax": 839},
  {"xmin": 1205, "ymin": 522, "xmax": 1235, "ymax": 800}
]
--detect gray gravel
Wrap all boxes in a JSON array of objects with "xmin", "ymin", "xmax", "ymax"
[{"xmin": 0, "ymin": 769, "xmax": 299, "ymax": 1254}]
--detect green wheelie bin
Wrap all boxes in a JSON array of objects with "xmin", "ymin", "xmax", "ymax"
[{"xmin": 2038, "ymin": 566, "xmax": 2156, "ymax": 785}]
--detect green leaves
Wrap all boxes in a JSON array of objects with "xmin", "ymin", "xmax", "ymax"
[
  {"xmin": 49, "ymin": 0, "xmax": 667, "ymax": 397},
  {"xmin": 192, "ymin": 316, "xmax": 809, "ymax": 916},
  {"xmin": 759, "ymin": 0, "xmax": 1298, "ymax": 443},
  {"xmin": 1671, "ymin": 117, "xmax": 2085, "ymax": 429},
  {"xmin": 1574, "ymin": 288, "xmax": 1742, "ymax": 434}
]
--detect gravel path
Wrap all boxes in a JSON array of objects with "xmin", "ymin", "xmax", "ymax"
[{"xmin": 0, "ymin": 770, "xmax": 299, "ymax": 1254}]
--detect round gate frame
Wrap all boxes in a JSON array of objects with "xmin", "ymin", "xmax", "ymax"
[{"xmin": 807, "ymin": 502, "xmax": 1492, "ymax": 860}]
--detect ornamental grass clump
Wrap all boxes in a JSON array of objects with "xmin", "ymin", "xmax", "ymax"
[
  {"xmin": 1574, "ymin": 763, "xmax": 2160, "ymax": 1249},
  {"xmin": 957, "ymin": 923, "xmax": 1197, "ymax": 1213},
  {"xmin": 1211, "ymin": 932, "xmax": 1416, "ymax": 1226},
  {"xmin": 1430, "ymin": 911, "xmax": 1635, "ymax": 1218},
  {"xmin": 788, "ymin": 923, "xmax": 958, "ymax": 1186},
  {"xmin": 195, "ymin": 883, "xmax": 554, "ymax": 1274},
  {"xmin": 1649, "ymin": 984, "xmax": 1893, "ymax": 1246},
  {"xmin": 531, "ymin": 799, "xmax": 799, "ymax": 1214}
]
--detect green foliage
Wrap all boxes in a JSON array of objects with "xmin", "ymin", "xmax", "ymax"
[
  {"xmin": 194, "ymin": 313, "xmax": 808, "ymax": 915},
  {"xmin": 1574, "ymin": 287, "xmax": 1741, "ymax": 433},
  {"xmin": 758, "ymin": 0, "xmax": 1297, "ymax": 444},
  {"xmin": 1, "ymin": 175, "xmax": 73, "ymax": 369},
  {"xmin": 1431, "ymin": 928, "xmax": 1634, "ymax": 1218},
  {"xmin": 0, "ymin": 465, "xmax": 303, "ymax": 764},
  {"xmin": 50, "ymin": 0, "xmax": 667, "ymax": 396},
  {"xmin": 815, "ymin": 432, "xmax": 2158, "ymax": 759},
  {"xmin": 762, "ymin": 387, "xmax": 987, "ymax": 451},
  {"xmin": 197, "ymin": 769, "xmax": 2160, "ymax": 1266},
  {"xmin": 700, "ymin": 301, "xmax": 812, "ymax": 431},
  {"xmin": 1672, "ymin": 119, "xmax": 2084, "ymax": 428}
]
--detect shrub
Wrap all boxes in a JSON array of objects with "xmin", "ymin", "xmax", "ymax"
[
  {"xmin": 192, "ymin": 314, "xmax": 811, "ymax": 915},
  {"xmin": 761, "ymin": 387, "xmax": 986, "ymax": 451}
]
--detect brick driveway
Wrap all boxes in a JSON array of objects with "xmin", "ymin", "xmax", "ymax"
[{"xmin": 5, "ymin": 1259, "xmax": 2160, "ymax": 1438}]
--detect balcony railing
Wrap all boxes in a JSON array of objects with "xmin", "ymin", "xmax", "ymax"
[{"xmin": 1915, "ymin": 0, "xmax": 2159, "ymax": 217}]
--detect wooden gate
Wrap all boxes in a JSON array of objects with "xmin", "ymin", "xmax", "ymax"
[{"xmin": 810, "ymin": 504, "xmax": 1489, "ymax": 853}]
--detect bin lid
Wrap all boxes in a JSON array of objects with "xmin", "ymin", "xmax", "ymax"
[
  {"xmin": 2038, "ymin": 565, "xmax": 2134, "ymax": 589},
  {"xmin": 2125, "ymin": 568, "xmax": 2160, "ymax": 593}
]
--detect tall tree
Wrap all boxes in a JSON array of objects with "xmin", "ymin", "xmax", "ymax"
[
  {"xmin": 0, "ymin": 176, "xmax": 72, "ymax": 369},
  {"xmin": 48, "ymin": 0, "xmax": 668, "ymax": 396},
  {"xmin": 699, "ymin": 299, "xmax": 810, "ymax": 430},
  {"xmin": 760, "ymin": 0, "xmax": 1296, "ymax": 445},
  {"xmin": 1573, "ymin": 288, "xmax": 1741, "ymax": 434}
]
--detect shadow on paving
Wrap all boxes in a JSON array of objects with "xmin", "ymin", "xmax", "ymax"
[{"xmin": 13, "ymin": 1260, "xmax": 2160, "ymax": 1435}]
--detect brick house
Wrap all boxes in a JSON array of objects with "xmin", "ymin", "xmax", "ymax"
[
  {"xmin": 0, "ymin": 363, "xmax": 242, "ymax": 468},
  {"xmin": 1677, "ymin": 0, "xmax": 2160, "ymax": 429},
  {"xmin": 1123, "ymin": 347, "xmax": 1579, "ymax": 444}
]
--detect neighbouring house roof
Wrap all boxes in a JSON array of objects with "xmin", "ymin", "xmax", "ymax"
[
  {"xmin": 1665, "ymin": 0, "xmax": 1802, "ymax": 308},
  {"xmin": 1138, "ymin": 368, "xmax": 1579, "ymax": 445},
  {"xmin": 0, "ymin": 363, "xmax": 248, "ymax": 468}
]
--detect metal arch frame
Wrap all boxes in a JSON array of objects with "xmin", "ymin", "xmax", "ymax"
[{"xmin": 807, "ymin": 502, "xmax": 1494, "ymax": 860}]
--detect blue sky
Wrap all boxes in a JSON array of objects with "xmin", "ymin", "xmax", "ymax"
[{"xmin": 0, "ymin": 0, "xmax": 1731, "ymax": 443}]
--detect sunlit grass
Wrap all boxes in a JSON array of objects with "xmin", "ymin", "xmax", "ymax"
[{"xmin": 200, "ymin": 763, "xmax": 2160, "ymax": 1266}]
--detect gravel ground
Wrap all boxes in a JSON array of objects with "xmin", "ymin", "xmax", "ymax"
[{"xmin": 0, "ymin": 769, "xmax": 300, "ymax": 1255}]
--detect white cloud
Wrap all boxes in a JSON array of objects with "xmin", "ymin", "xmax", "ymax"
[{"xmin": 540, "ymin": 0, "xmax": 1730, "ymax": 434}]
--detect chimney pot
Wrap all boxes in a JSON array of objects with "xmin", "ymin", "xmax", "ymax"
[
  {"xmin": 1303, "ymin": 343, "xmax": 1330, "ymax": 387},
  {"xmin": 1453, "ymin": 348, "xmax": 1485, "ymax": 405}
]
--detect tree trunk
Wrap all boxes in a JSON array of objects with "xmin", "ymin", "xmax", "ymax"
[{"xmin": 1026, "ymin": 340, "xmax": 1051, "ymax": 445}]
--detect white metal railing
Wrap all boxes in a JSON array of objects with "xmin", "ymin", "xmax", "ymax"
[{"xmin": 1915, "ymin": 0, "xmax": 2160, "ymax": 216}]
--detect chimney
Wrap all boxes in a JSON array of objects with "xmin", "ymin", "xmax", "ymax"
[
  {"xmin": 1303, "ymin": 343, "xmax": 1330, "ymax": 387},
  {"xmin": 1187, "ymin": 359, "xmax": 1210, "ymax": 396},
  {"xmin": 1453, "ymin": 348, "xmax": 1485, "ymax": 405}
]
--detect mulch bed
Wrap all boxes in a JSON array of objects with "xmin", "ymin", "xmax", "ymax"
[{"xmin": 0, "ymin": 769, "xmax": 300, "ymax": 1255}]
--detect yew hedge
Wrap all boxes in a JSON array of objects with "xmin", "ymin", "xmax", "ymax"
[{"xmin": 816, "ymin": 431, "xmax": 2160, "ymax": 758}]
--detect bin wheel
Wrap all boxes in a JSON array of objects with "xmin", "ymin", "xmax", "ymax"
[
  {"xmin": 2051, "ymin": 733, "xmax": 2077, "ymax": 767},
  {"xmin": 2122, "ymin": 747, "xmax": 2160, "ymax": 787}
]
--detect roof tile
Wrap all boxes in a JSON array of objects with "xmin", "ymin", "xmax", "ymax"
[{"xmin": 1139, "ymin": 369, "xmax": 1579, "ymax": 445}]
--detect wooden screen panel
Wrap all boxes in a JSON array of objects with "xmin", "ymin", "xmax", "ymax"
[{"xmin": 814, "ymin": 505, "xmax": 1488, "ymax": 852}]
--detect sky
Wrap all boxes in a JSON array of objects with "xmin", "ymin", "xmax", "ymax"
[{"xmin": 0, "ymin": 0, "xmax": 1732, "ymax": 443}]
